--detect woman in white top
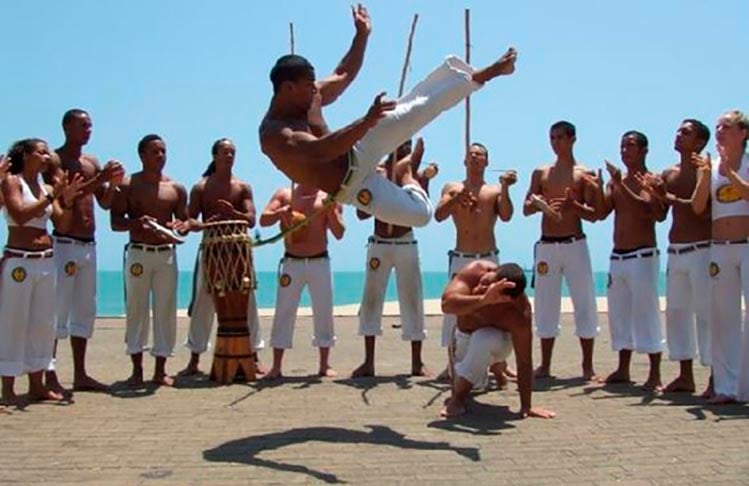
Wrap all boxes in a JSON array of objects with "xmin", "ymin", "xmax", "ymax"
[
  {"xmin": 0, "ymin": 138, "xmax": 81, "ymax": 406},
  {"xmin": 692, "ymin": 110, "xmax": 749, "ymax": 404}
]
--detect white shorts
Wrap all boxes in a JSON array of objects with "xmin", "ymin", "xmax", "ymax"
[
  {"xmin": 335, "ymin": 56, "xmax": 481, "ymax": 228},
  {"xmin": 606, "ymin": 247, "xmax": 664, "ymax": 354},
  {"xmin": 665, "ymin": 242, "xmax": 711, "ymax": 366},
  {"xmin": 124, "ymin": 244, "xmax": 178, "ymax": 358},
  {"xmin": 0, "ymin": 250, "xmax": 56, "ymax": 376},
  {"xmin": 533, "ymin": 236, "xmax": 599, "ymax": 339},
  {"xmin": 708, "ymin": 242, "xmax": 749, "ymax": 400},
  {"xmin": 185, "ymin": 249, "xmax": 265, "ymax": 354},
  {"xmin": 441, "ymin": 249, "xmax": 499, "ymax": 347},
  {"xmin": 358, "ymin": 232, "xmax": 426, "ymax": 341},
  {"xmin": 53, "ymin": 236, "xmax": 97, "ymax": 340},
  {"xmin": 454, "ymin": 328, "xmax": 513, "ymax": 385},
  {"xmin": 269, "ymin": 254, "xmax": 336, "ymax": 349}
]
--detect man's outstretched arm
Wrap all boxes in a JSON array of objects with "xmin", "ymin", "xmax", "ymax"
[{"xmin": 317, "ymin": 4, "xmax": 371, "ymax": 106}]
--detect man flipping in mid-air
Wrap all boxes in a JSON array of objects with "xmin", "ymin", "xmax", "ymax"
[{"xmin": 259, "ymin": 3, "xmax": 517, "ymax": 228}]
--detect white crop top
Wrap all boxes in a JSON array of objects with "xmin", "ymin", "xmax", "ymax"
[
  {"xmin": 4, "ymin": 176, "xmax": 53, "ymax": 229},
  {"xmin": 711, "ymin": 152, "xmax": 749, "ymax": 221}
]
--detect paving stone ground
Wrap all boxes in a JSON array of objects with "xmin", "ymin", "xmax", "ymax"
[{"xmin": 2, "ymin": 313, "xmax": 748, "ymax": 485}]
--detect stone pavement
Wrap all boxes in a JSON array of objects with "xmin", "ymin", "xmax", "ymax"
[{"xmin": 2, "ymin": 314, "xmax": 748, "ymax": 485}]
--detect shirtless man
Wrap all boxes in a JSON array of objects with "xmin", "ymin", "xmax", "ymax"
[
  {"xmin": 0, "ymin": 156, "xmax": 8, "ymax": 208},
  {"xmin": 259, "ymin": 184, "xmax": 345, "ymax": 379},
  {"xmin": 259, "ymin": 4, "xmax": 518, "ymax": 228},
  {"xmin": 440, "ymin": 260, "xmax": 556, "ymax": 419},
  {"xmin": 434, "ymin": 142, "xmax": 516, "ymax": 383},
  {"xmin": 638, "ymin": 120, "xmax": 712, "ymax": 394},
  {"xmin": 43, "ymin": 109, "xmax": 125, "ymax": 394},
  {"xmin": 110, "ymin": 134, "xmax": 189, "ymax": 387},
  {"xmin": 352, "ymin": 138, "xmax": 436, "ymax": 378},
  {"xmin": 179, "ymin": 138, "xmax": 265, "ymax": 376},
  {"xmin": 523, "ymin": 121, "xmax": 600, "ymax": 380},
  {"xmin": 595, "ymin": 131, "xmax": 667, "ymax": 391}
]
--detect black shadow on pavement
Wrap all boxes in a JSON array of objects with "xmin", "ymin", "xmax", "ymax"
[
  {"xmin": 223, "ymin": 376, "xmax": 324, "ymax": 408},
  {"xmin": 533, "ymin": 376, "xmax": 589, "ymax": 392},
  {"xmin": 333, "ymin": 375, "xmax": 413, "ymax": 406},
  {"xmin": 109, "ymin": 380, "xmax": 159, "ymax": 399},
  {"xmin": 203, "ymin": 425, "xmax": 481, "ymax": 483},
  {"xmin": 428, "ymin": 402, "xmax": 517, "ymax": 436}
]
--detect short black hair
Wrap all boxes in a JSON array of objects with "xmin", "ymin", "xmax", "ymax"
[
  {"xmin": 551, "ymin": 120, "xmax": 576, "ymax": 138},
  {"xmin": 137, "ymin": 134, "xmax": 164, "ymax": 156},
  {"xmin": 470, "ymin": 142, "xmax": 489, "ymax": 157},
  {"xmin": 62, "ymin": 108, "xmax": 88, "ymax": 127},
  {"xmin": 622, "ymin": 130, "xmax": 648, "ymax": 149},
  {"xmin": 6, "ymin": 138, "xmax": 46, "ymax": 175},
  {"xmin": 683, "ymin": 119, "xmax": 711, "ymax": 151},
  {"xmin": 497, "ymin": 263, "xmax": 527, "ymax": 299},
  {"xmin": 270, "ymin": 55, "xmax": 315, "ymax": 94}
]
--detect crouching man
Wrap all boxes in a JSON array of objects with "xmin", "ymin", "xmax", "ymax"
[{"xmin": 440, "ymin": 260, "xmax": 556, "ymax": 419}]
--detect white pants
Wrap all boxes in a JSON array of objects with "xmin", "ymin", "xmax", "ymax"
[
  {"xmin": 454, "ymin": 328, "xmax": 513, "ymax": 385},
  {"xmin": 336, "ymin": 56, "xmax": 481, "ymax": 227},
  {"xmin": 665, "ymin": 242, "xmax": 711, "ymax": 366},
  {"xmin": 607, "ymin": 248, "xmax": 665, "ymax": 354},
  {"xmin": 53, "ymin": 237, "xmax": 97, "ymax": 340},
  {"xmin": 533, "ymin": 237, "xmax": 599, "ymax": 339},
  {"xmin": 124, "ymin": 244, "xmax": 178, "ymax": 357},
  {"xmin": 358, "ymin": 233, "xmax": 426, "ymax": 341},
  {"xmin": 441, "ymin": 250, "xmax": 499, "ymax": 347},
  {"xmin": 269, "ymin": 255, "xmax": 336, "ymax": 349},
  {"xmin": 185, "ymin": 250, "xmax": 264, "ymax": 354},
  {"xmin": 0, "ymin": 253, "xmax": 56, "ymax": 376},
  {"xmin": 708, "ymin": 242, "xmax": 749, "ymax": 400}
]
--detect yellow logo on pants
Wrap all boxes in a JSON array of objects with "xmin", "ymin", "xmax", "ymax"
[
  {"xmin": 279, "ymin": 273, "xmax": 292, "ymax": 287},
  {"xmin": 64, "ymin": 261, "xmax": 77, "ymax": 276},
  {"xmin": 369, "ymin": 257, "xmax": 381, "ymax": 270},
  {"xmin": 130, "ymin": 263, "xmax": 144, "ymax": 277},
  {"xmin": 709, "ymin": 262, "xmax": 720, "ymax": 278},
  {"xmin": 11, "ymin": 266, "xmax": 26, "ymax": 283},
  {"xmin": 357, "ymin": 189, "xmax": 372, "ymax": 206},
  {"xmin": 536, "ymin": 261, "xmax": 549, "ymax": 276}
]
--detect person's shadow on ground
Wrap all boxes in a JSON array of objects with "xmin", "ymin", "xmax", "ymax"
[
  {"xmin": 428, "ymin": 401, "xmax": 518, "ymax": 436},
  {"xmin": 203, "ymin": 424, "xmax": 480, "ymax": 484},
  {"xmin": 333, "ymin": 374, "xmax": 414, "ymax": 406}
]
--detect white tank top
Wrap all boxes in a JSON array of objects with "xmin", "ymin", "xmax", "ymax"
[
  {"xmin": 4, "ymin": 176, "xmax": 53, "ymax": 229},
  {"xmin": 711, "ymin": 152, "xmax": 749, "ymax": 221}
]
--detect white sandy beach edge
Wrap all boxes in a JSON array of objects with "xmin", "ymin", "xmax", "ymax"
[{"xmin": 172, "ymin": 297, "xmax": 669, "ymax": 319}]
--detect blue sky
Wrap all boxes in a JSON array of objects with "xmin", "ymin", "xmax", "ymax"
[{"xmin": 1, "ymin": 1, "xmax": 746, "ymax": 272}]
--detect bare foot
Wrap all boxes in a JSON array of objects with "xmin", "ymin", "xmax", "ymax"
[
  {"xmin": 664, "ymin": 376, "xmax": 696, "ymax": 393},
  {"xmin": 700, "ymin": 382, "xmax": 715, "ymax": 399},
  {"xmin": 599, "ymin": 370, "xmax": 631, "ymax": 384},
  {"xmin": 473, "ymin": 47, "xmax": 518, "ymax": 83},
  {"xmin": 263, "ymin": 368, "xmax": 283, "ymax": 381},
  {"xmin": 494, "ymin": 372, "xmax": 508, "ymax": 390},
  {"xmin": 582, "ymin": 368, "xmax": 598, "ymax": 381},
  {"xmin": 125, "ymin": 372, "xmax": 144, "ymax": 388},
  {"xmin": 318, "ymin": 367, "xmax": 337, "ymax": 378},
  {"xmin": 28, "ymin": 387, "xmax": 64, "ymax": 402},
  {"xmin": 177, "ymin": 364, "xmax": 201, "ymax": 377},
  {"xmin": 439, "ymin": 399, "xmax": 466, "ymax": 418},
  {"xmin": 44, "ymin": 371, "xmax": 66, "ymax": 395},
  {"xmin": 351, "ymin": 362, "xmax": 375, "ymax": 378},
  {"xmin": 641, "ymin": 377, "xmax": 663, "ymax": 393},
  {"xmin": 255, "ymin": 363, "xmax": 269, "ymax": 375},
  {"xmin": 435, "ymin": 367, "xmax": 451, "ymax": 383},
  {"xmin": 503, "ymin": 366, "xmax": 517, "ymax": 379},
  {"xmin": 411, "ymin": 364, "xmax": 433, "ymax": 378},
  {"xmin": 707, "ymin": 393, "xmax": 736, "ymax": 405},
  {"xmin": 153, "ymin": 374, "xmax": 175, "ymax": 387},
  {"xmin": 0, "ymin": 391, "xmax": 22, "ymax": 407},
  {"xmin": 534, "ymin": 365, "xmax": 551, "ymax": 379},
  {"xmin": 73, "ymin": 375, "xmax": 109, "ymax": 392}
]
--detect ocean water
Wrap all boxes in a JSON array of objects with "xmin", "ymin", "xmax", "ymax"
[{"xmin": 95, "ymin": 271, "xmax": 667, "ymax": 316}]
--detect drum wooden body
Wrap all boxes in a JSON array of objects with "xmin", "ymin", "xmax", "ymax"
[{"xmin": 201, "ymin": 220, "xmax": 256, "ymax": 384}]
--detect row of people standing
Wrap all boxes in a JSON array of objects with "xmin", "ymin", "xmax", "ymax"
[{"xmin": 1, "ymin": 107, "xmax": 747, "ymax": 408}]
